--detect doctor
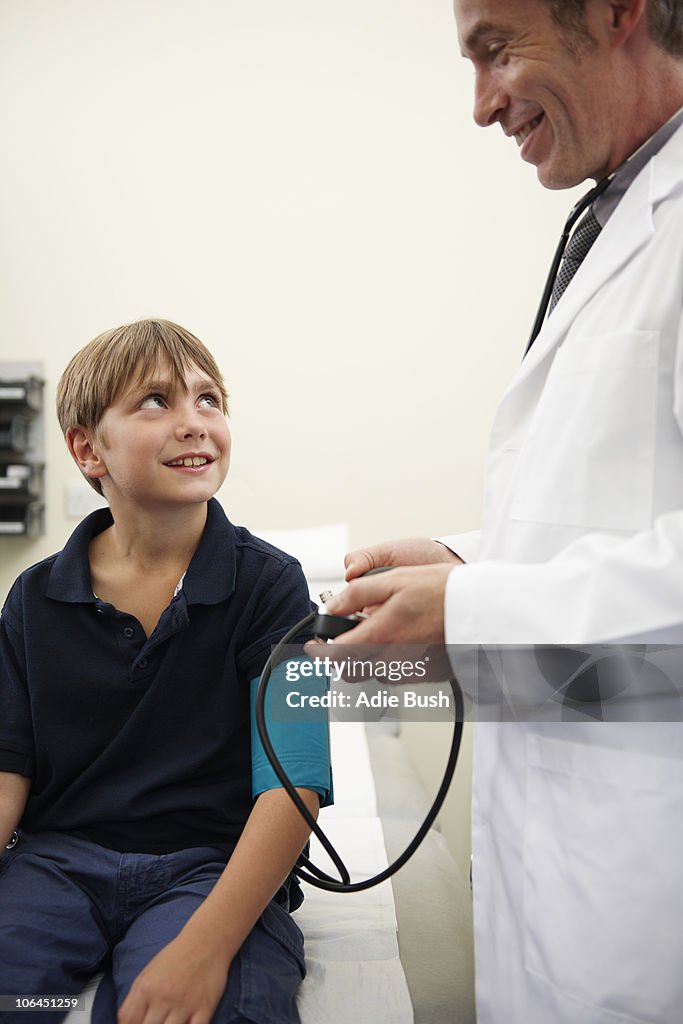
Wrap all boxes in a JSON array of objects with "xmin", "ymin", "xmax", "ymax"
[{"xmin": 323, "ymin": 1, "xmax": 683, "ymax": 1022}]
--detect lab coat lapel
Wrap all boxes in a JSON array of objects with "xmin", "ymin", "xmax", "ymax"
[
  {"xmin": 529, "ymin": 167, "xmax": 654, "ymax": 364},
  {"xmin": 489, "ymin": 158, "xmax": 658, "ymax": 447}
]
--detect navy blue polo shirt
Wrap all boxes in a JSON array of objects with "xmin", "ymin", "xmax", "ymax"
[{"xmin": 0, "ymin": 498, "xmax": 329, "ymax": 854}]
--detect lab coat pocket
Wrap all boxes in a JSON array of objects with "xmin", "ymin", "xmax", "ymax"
[
  {"xmin": 510, "ymin": 331, "xmax": 659, "ymax": 531},
  {"xmin": 523, "ymin": 731, "xmax": 683, "ymax": 1022}
]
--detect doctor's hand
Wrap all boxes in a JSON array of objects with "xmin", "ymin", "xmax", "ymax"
[
  {"xmin": 313, "ymin": 563, "xmax": 456, "ymax": 647},
  {"xmin": 344, "ymin": 537, "xmax": 462, "ymax": 582}
]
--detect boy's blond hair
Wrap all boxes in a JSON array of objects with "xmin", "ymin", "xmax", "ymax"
[{"xmin": 57, "ymin": 318, "xmax": 229, "ymax": 495}]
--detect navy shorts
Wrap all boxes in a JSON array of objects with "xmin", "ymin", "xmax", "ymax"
[{"xmin": 0, "ymin": 832, "xmax": 305, "ymax": 1024}]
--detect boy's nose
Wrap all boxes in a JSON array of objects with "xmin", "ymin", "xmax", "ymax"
[
  {"xmin": 178, "ymin": 428, "xmax": 206, "ymax": 440},
  {"xmin": 175, "ymin": 416, "xmax": 207, "ymax": 441}
]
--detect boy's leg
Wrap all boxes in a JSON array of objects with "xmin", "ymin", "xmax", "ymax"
[
  {"xmin": 97, "ymin": 848, "xmax": 305, "ymax": 1024},
  {"xmin": 227, "ymin": 898, "xmax": 306, "ymax": 1024},
  {"xmin": 0, "ymin": 833, "xmax": 112, "ymax": 1024}
]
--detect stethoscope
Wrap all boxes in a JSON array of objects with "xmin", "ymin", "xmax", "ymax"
[
  {"xmin": 255, "ymin": 610, "xmax": 464, "ymax": 893},
  {"xmin": 525, "ymin": 172, "xmax": 614, "ymax": 355}
]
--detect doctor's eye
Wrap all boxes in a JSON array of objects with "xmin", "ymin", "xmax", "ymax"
[{"xmin": 488, "ymin": 43, "xmax": 508, "ymax": 65}]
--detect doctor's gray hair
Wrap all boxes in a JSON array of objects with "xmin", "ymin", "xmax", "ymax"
[{"xmin": 544, "ymin": 0, "xmax": 683, "ymax": 57}]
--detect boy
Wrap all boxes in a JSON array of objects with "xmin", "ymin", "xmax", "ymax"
[{"xmin": 0, "ymin": 319, "xmax": 331, "ymax": 1024}]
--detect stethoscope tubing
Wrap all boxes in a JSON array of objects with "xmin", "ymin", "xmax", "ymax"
[{"xmin": 255, "ymin": 613, "xmax": 464, "ymax": 893}]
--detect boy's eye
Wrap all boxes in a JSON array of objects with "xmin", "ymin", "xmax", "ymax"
[
  {"xmin": 140, "ymin": 393, "xmax": 167, "ymax": 409},
  {"xmin": 198, "ymin": 392, "xmax": 220, "ymax": 408}
]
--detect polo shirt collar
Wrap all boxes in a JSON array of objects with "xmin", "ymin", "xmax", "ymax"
[
  {"xmin": 181, "ymin": 498, "xmax": 237, "ymax": 605},
  {"xmin": 46, "ymin": 506, "xmax": 113, "ymax": 603},
  {"xmin": 47, "ymin": 498, "xmax": 237, "ymax": 606}
]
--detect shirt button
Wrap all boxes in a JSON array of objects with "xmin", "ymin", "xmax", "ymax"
[
  {"xmin": 138, "ymin": 657, "xmax": 148, "ymax": 669},
  {"xmin": 123, "ymin": 627, "xmax": 135, "ymax": 639}
]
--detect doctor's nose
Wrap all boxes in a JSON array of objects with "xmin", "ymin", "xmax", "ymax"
[{"xmin": 473, "ymin": 70, "xmax": 509, "ymax": 128}]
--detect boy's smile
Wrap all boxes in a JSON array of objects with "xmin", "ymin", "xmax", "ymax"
[{"xmin": 164, "ymin": 454, "xmax": 215, "ymax": 469}]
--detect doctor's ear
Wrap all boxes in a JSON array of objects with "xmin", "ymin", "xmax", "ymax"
[
  {"xmin": 66, "ymin": 426, "xmax": 108, "ymax": 484},
  {"xmin": 605, "ymin": 0, "xmax": 648, "ymax": 45}
]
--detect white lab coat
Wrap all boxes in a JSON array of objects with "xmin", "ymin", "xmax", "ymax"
[{"xmin": 444, "ymin": 123, "xmax": 683, "ymax": 1024}]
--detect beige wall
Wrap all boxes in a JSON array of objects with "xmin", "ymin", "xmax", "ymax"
[{"xmin": 0, "ymin": 0, "xmax": 582, "ymax": 861}]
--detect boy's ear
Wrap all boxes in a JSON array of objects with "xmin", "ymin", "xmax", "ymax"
[{"xmin": 66, "ymin": 426, "xmax": 108, "ymax": 483}]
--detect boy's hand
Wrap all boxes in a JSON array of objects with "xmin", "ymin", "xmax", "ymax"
[
  {"xmin": 117, "ymin": 788, "xmax": 318, "ymax": 1024},
  {"xmin": 118, "ymin": 935, "xmax": 230, "ymax": 1024}
]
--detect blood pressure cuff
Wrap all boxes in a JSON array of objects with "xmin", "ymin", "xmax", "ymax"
[{"xmin": 250, "ymin": 657, "xmax": 333, "ymax": 808}]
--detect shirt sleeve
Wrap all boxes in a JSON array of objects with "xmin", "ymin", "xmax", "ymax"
[
  {"xmin": 445, "ymin": 293, "xmax": 683, "ymax": 649},
  {"xmin": 437, "ymin": 529, "xmax": 481, "ymax": 564},
  {"xmin": 250, "ymin": 657, "xmax": 333, "ymax": 807},
  {"xmin": 0, "ymin": 581, "xmax": 36, "ymax": 778},
  {"xmin": 237, "ymin": 559, "xmax": 317, "ymax": 682}
]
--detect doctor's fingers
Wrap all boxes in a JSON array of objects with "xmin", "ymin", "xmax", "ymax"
[
  {"xmin": 328, "ymin": 565, "xmax": 452, "ymax": 646},
  {"xmin": 344, "ymin": 543, "xmax": 396, "ymax": 580},
  {"xmin": 331, "ymin": 564, "xmax": 450, "ymax": 616},
  {"xmin": 344, "ymin": 537, "xmax": 447, "ymax": 580},
  {"xmin": 325, "ymin": 573, "xmax": 397, "ymax": 616},
  {"xmin": 327, "ymin": 595, "xmax": 437, "ymax": 647}
]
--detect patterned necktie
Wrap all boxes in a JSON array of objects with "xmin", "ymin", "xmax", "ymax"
[{"xmin": 549, "ymin": 205, "xmax": 602, "ymax": 312}]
